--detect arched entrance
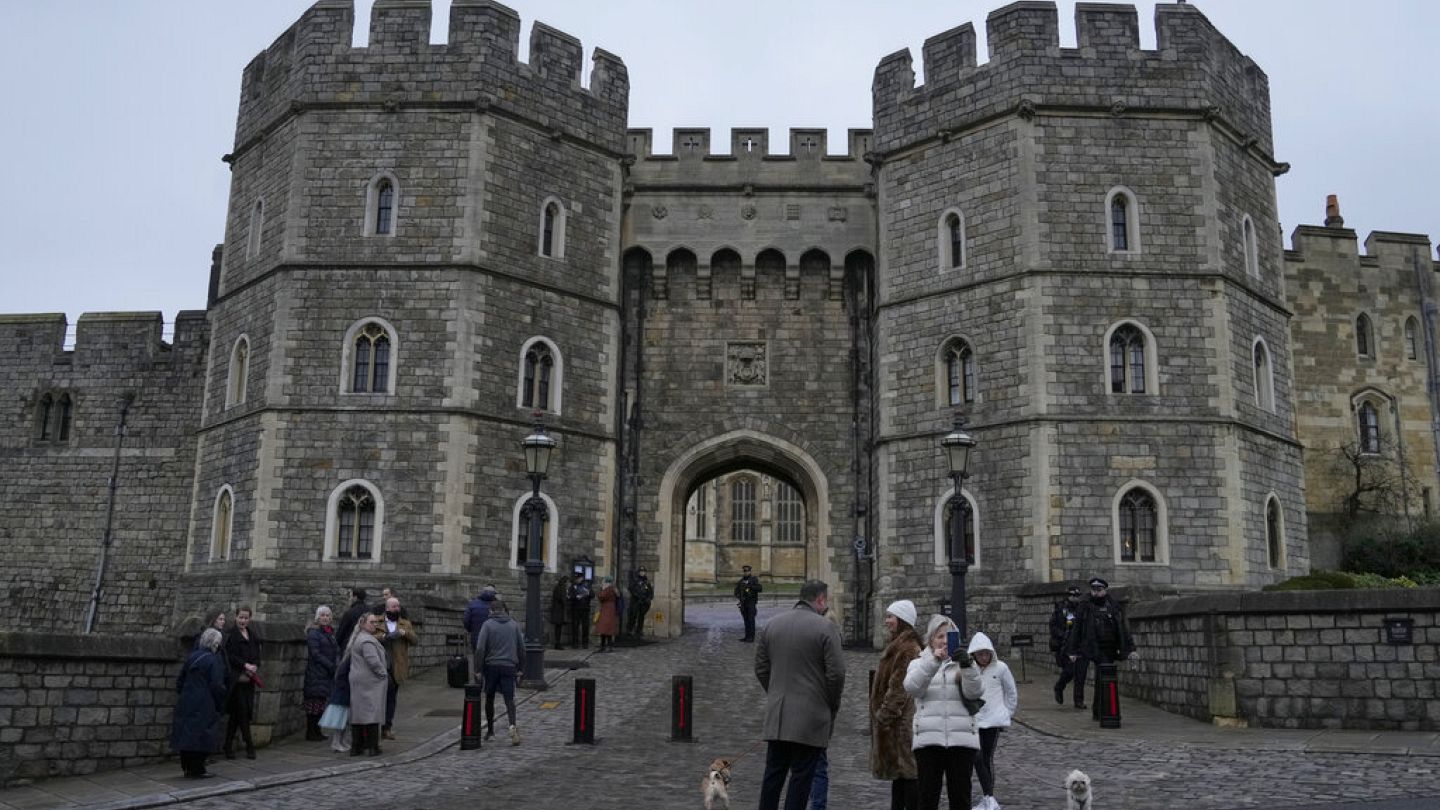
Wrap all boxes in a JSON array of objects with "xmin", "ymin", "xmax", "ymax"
[{"xmin": 649, "ymin": 430, "xmax": 836, "ymax": 637}]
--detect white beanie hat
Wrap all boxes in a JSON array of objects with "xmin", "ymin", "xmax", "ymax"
[{"xmin": 885, "ymin": 599, "xmax": 917, "ymax": 628}]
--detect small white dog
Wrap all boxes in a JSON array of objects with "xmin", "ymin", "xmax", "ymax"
[
  {"xmin": 1065, "ymin": 769, "xmax": 1093, "ymax": 810},
  {"xmin": 701, "ymin": 757, "xmax": 731, "ymax": 810}
]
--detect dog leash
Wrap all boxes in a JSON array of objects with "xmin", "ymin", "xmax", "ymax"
[{"xmin": 727, "ymin": 738, "xmax": 766, "ymax": 768}]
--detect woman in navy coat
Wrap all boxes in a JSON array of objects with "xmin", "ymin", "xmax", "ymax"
[{"xmin": 171, "ymin": 628, "xmax": 229, "ymax": 779}]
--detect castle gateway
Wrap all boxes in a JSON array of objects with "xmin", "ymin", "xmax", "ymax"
[{"xmin": 9, "ymin": 0, "xmax": 1352, "ymax": 645}]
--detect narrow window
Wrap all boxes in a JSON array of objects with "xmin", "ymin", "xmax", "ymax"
[
  {"xmin": 37, "ymin": 394, "xmax": 54, "ymax": 440},
  {"xmin": 1119, "ymin": 488, "xmax": 1157, "ymax": 562},
  {"xmin": 945, "ymin": 340, "xmax": 975, "ymax": 405},
  {"xmin": 695, "ymin": 484, "xmax": 708, "ymax": 538},
  {"xmin": 1265, "ymin": 498, "xmax": 1282, "ymax": 569},
  {"xmin": 1253, "ymin": 341, "xmax": 1274, "ymax": 412},
  {"xmin": 1405, "ymin": 317, "xmax": 1419, "ymax": 361},
  {"xmin": 214, "ymin": 489, "xmax": 233, "ymax": 560},
  {"xmin": 229, "ymin": 338, "xmax": 249, "ymax": 407},
  {"xmin": 522, "ymin": 344, "xmax": 555, "ymax": 410},
  {"xmin": 1358, "ymin": 401, "xmax": 1381, "ymax": 454},
  {"xmin": 941, "ymin": 495, "xmax": 976, "ymax": 565},
  {"xmin": 57, "ymin": 394, "xmax": 72, "ymax": 441},
  {"xmin": 351, "ymin": 323, "xmax": 391, "ymax": 394},
  {"xmin": 731, "ymin": 479, "xmax": 756, "ymax": 542},
  {"xmin": 542, "ymin": 202, "xmax": 559, "ymax": 257},
  {"xmin": 247, "ymin": 200, "xmax": 264, "ymax": 259},
  {"xmin": 375, "ymin": 179, "xmax": 394, "ymax": 236},
  {"xmin": 1355, "ymin": 314, "xmax": 1372, "ymax": 358},
  {"xmin": 1242, "ymin": 216, "xmax": 1259, "ymax": 278},
  {"xmin": 946, "ymin": 213, "xmax": 963, "ymax": 269},
  {"xmin": 1111, "ymin": 195, "xmax": 1130, "ymax": 251},
  {"xmin": 336, "ymin": 485, "xmax": 376, "ymax": 559},
  {"xmin": 1109, "ymin": 324, "xmax": 1146, "ymax": 394},
  {"xmin": 776, "ymin": 482, "xmax": 803, "ymax": 544},
  {"xmin": 515, "ymin": 505, "xmax": 551, "ymax": 565}
]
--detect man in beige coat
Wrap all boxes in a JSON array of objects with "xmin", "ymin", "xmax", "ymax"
[{"xmin": 754, "ymin": 579, "xmax": 846, "ymax": 810}]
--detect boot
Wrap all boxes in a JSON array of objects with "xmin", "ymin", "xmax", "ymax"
[
  {"xmin": 350, "ymin": 726, "xmax": 366, "ymax": 756},
  {"xmin": 223, "ymin": 721, "xmax": 237, "ymax": 759},
  {"xmin": 306, "ymin": 714, "xmax": 324, "ymax": 741},
  {"xmin": 368, "ymin": 724, "xmax": 383, "ymax": 756},
  {"xmin": 241, "ymin": 724, "xmax": 256, "ymax": 759}
]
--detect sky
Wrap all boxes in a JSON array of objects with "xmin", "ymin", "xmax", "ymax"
[{"xmin": 1, "ymin": 0, "xmax": 1435, "ymax": 330}]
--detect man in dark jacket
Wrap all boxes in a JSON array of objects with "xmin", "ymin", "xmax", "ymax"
[
  {"xmin": 1065, "ymin": 577, "xmax": 1138, "ymax": 717},
  {"xmin": 464, "ymin": 585, "xmax": 498, "ymax": 678},
  {"xmin": 568, "ymin": 572, "xmax": 593, "ymax": 649},
  {"xmin": 335, "ymin": 587, "xmax": 369, "ymax": 650},
  {"xmin": 754, "ymin": 579, "xmax": 845, "ymax": 810},
  {"xmin": 1049, "ymin": 585, "xmax": 1082, "ymax": 705},
  {"xmin": 549, "ymin": 578, "xmax": 570, "ymax": 650},
  {"xmin": 735, "ymin": 564, "xmax": 763, "ymax": 642},
  {"xmin": 626, "ymin": 566, "xmax": 654, "ymax": 638}
]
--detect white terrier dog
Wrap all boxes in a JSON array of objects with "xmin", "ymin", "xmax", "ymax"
[
  {"xmin": 1065, "ymin": 769, "xmax": 1093, "ymax": 810},
  {"xmin": 701, "ymin": 757, "xmax": 731, "ymax": 810}
]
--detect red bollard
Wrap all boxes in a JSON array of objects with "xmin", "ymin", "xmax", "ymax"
[
  {"xmin": 1097, "ymin": 662, "xmax": 1121, "ymax": 728},
  {"xmin": 460, "ymin": 684, "xmax": 484, "ymax": 750},
  {"xmin": 573, "ymin": 678, "xmax": 596, "ymax": 744},
  {"xmin": 671, "ymin": 675, "xmax": 693, "ymax": 742}
]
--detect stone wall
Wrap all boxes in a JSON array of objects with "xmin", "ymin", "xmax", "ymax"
[
  {"xmin": 0, "ymin": 622, "xmax": 312, "ymax": 787},
  {"xmin": 1004, "ymin": 587, "xmax": 1440, "ymax": 731}
]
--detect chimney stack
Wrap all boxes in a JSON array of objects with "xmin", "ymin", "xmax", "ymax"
[{"xmin": 1324, "ymin": 194, "xmax": 1344, "ymax": 228}]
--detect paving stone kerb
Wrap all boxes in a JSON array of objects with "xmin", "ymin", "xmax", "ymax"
[{"xmin": 1003, "ymin": 587, "xmax": 1440, "ymax": 731}]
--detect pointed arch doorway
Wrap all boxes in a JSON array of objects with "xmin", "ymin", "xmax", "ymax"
[{"xmin": 648, "ymin": 430, "xmax": 837, "ymax": 638}]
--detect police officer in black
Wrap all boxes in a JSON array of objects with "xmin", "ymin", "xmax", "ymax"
[
  {"xmin": 734, "ymin": 565, "xmax": 763, "ymax": 642},
  {"xmin": 1064, "ymin": 577, "xmax": 1137, "ymax": 717},
  {"xmin": 626, "ymin": 567, "xmax": 654, "ymax": 638},
  {"xmin": 1049, "ymin": 585, "xmax": 1082, "ymax": 705}
]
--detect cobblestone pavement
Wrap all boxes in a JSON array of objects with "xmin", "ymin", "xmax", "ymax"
[{"xmin": 153, "ymin": 605, "xmax": 1440, "ymax": 809}]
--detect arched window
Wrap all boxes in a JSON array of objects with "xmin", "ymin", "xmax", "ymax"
[
  {"xmin": 1242, "ymin": 215, "xmax": 1259, "ymax": 278},
  {"xmin": 1105, "ymin": 187, "xmax": 1139, "ymax": 253},
  {"xmin": 246, "ymin": 199, "xmax": 264, "ymax": 259},
  {"xmin": 517, "ymin": 338, "xmax": 564, "ymax": 414},
  {"xmin": 937, "ymin": 209, "xmax": 966, "ymax": 270},
  {"xmin": 1117, "ymin": 487, "xmax": 1158, "ymax": 563},
  {"xmin": 351, "ymin": 323, "xmax": 391, "ymax": 393},
  {"xmin": 775, "ymin": 481, "xmax": 804, "ymax": 545},
  {"xmin": 1107, "ymin": 322, "xmax": 1151, "ymax": 394},
  {"xmin": 538, "ymin": 198, "xmax": 566, "ymax": 259},
  {"xmin": 939, "ymin": 339, "xmax": 976, "ymax": 406},
  {"xmin": 731, "ymin": 478, "xmax": 756, "ymax": 542},
  {"xmin": 933, "ymin": 488, "xmax": 979, "ymax": 568},
  {"xmin": 1355, "ymin": 314, "xmax": 1373, "ymax": 359},
  {"xmin": 364, "ymin": 173, "xmax": 399, "ymax": 237},
  {"xmin": 329, "ymin": 483, "xmax": 379, "ymax": 560},
  {"xmin": 1358, "ymin": 401, "xmax": 1381, "ymax": 454},
  {"xmin": 1265, "ymin": 496, "xmax": 1284, "ymax": 569},
  {"xmin": 1253, "ymin": 338, "xmax": 1274, "ymax": 412},
  {"xmin": 510, "ymin": 491, "xmax": 559, "ymax": 572},
  {"xmin": 227, "ymin": 336, "xmax": 249, "ymax": 407},
  {"xmin": 37, "ymin": 393, "xmax": 53, "ymax": 440},
  {"xmin": 57, "ymin": 394, "xmax": 71, "ymax": 441},
  {"xmin": 1405, "ymin": 317, "xmax": 1419, "ymax": 361},
  {"xmin": 212, "ymin": 487, "xmax": 234, "ymax": 561}
]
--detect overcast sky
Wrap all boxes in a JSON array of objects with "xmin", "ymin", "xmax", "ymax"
[{"xmin": 1, "ymin": 0, "xmax": 1435, "ymax": 329}]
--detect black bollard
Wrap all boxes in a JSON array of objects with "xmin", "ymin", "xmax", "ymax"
[
  {"xmin": 671, "ymin": 675, "xmax": 693, "ymax": 742},
  {"xmin": 573, "ymin": 677, "xmax": 596, "ymax": 744},
  {"xmin": 460, "ymin": 684, "xmax": 484, "ymax": 750},
  {"xmin": 1096, "ymin": 662, "xmax": 1121, "ymax": 728}
]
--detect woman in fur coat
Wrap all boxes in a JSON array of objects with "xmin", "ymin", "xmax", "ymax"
[
  {"xmin": 869, "ymin": 599, "xmax": 922, "ymax": 810},
  {"xmin": 905, "ymin": 614, "xmax": 984, "ymax": 810}
]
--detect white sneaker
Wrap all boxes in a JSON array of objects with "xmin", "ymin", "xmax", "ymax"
[
  {"xmin": 508, "ymin": 725, "xmax": 521, "ymax": 746},
  {"xmin": 987, "ymin": 797, "xmax": 1002, "ymax": 810}
]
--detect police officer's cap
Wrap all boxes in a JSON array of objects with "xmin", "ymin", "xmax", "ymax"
[
  {"xmin": 742, "ymin": 565, "xmax": 752, "ymax": 572},
  {"xmin": 1088, "ymin": 577, "xmax": 1109, "ymax": 589},
  {"xmin": 1066, "ymin": 585, "xmax": 1081, "ymax": 596}
]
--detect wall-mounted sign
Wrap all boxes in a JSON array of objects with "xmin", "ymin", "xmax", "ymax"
[{"xmin": 1383, "ymin": 617, "xmax": 1414, "ymax": 645}]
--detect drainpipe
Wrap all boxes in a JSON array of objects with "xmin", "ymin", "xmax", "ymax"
[{"xmin": 84, "ymin": 394, "xmax": 132, "ymax": 634}]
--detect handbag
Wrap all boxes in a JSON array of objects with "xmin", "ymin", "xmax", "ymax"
[{"xmin": 317, "ymin": 702, "xmax": 349, "ymax": 732}]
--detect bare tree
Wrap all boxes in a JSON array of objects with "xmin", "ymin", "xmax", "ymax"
[{"xmin": 1331, "ymin": 438, "xmax": 1413, "ymax": 520}]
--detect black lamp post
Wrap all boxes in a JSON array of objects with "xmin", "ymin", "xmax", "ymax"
[
  {"xmin": 941, "ymin": 414, "xmax": 977, "ymax": 639},
  {"xmin": 520, "ymin": 420, "xmax": 557, "ymax": 690}
]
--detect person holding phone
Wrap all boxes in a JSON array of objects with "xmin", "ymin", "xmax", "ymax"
[
  {"xmin": 967, "ymin": 632, "xmax": 1019, "ymax": 810},
  {"xmin": 903, "ymin": 613, "xmax": 984, "ymax": 810}
]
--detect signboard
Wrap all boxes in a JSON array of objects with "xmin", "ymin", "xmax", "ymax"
[
  {"xmin": 1383, "ymin": 617, "xmax": 1414, "ymax": 645},
  {"xmin": 1010, "ymin": 634, "xmax": 1034, "ymax": 648},
  {"xmin": 445, "ymin": 633, "xmax": 468, "ymax": 647}
]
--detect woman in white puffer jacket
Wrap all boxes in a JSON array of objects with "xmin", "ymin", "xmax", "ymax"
[
  {"xmin": 967, "ymin": 631, "xmax": 1019, "ymax": 810},
  {"xmin": 903, "ymin": 614, "xmax": 984, "ymax": 810}
]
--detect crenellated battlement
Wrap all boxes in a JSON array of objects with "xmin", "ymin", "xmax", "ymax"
[
  {"xmin": 872, "ymin": 2, "xmax": 1273, "ymax": 157},
  {"xmin": 0, "ymin": 312, "xmax": 209, "ymax": 364},
  {"xmin": 625, "ymin": 128, "xmax": 873, "ymax": 188},
  {"xmin": 234, "ymin": 0, "xmax": 629, "ymax": 154}
]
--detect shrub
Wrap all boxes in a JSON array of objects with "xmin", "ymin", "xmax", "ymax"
[{"xmin": 1342, "ymin": 520, "xmax": 1440, "ymax": 581}]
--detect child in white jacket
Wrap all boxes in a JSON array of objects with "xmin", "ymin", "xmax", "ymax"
[{"xmin": 966, "ymin": 632, "xmax": 1018, "ymax": 810}]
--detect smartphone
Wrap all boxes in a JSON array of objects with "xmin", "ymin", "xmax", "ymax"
[{"xmin": 946, "ymin": 629, "xmax": 961, "ymax": 657}]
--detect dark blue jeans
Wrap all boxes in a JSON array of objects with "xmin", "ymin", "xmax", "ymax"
[
  {"xmin": 384, "ymin": 674, "xmax": 399, "ymax": 729},
  {"xmin": 809, "ymin": 751, "xmax": 829, "ymax": 810},
  {"xmin": 759, "ymin": 740, "xmax": 824, "ymax": 810}
]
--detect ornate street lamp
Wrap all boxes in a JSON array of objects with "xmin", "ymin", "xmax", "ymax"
[
  {"xmin": 941, "ymin": 414, "xmax": 977, "ymax": 639},
  {"xmin": 520, "ymin": 420, "xmax": 557, "ymax": 690}
]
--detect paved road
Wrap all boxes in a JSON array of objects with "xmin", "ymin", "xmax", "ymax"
[{"xmin": 172, "ymin": 603, "xmax": 1439, "ymax": 810}]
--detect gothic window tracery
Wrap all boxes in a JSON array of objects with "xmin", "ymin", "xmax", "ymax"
[
  {"xmin": 1108, "ymin": 323, "xmax": 1149, "ymax": 394},
  {"xmin": 731, "ymin": 478, "xmax": 756, "ymax": 542},
  {"xmin": 1118, "ymin": 488, "xmax": 1157, "ymax": 562},
  {"xmin": 351, "ymin": 323, "xmax": 391, "ymax": 394},
  {"xmin": 334, "ymin": 484, "xmax": 377, "ymax": 560}
]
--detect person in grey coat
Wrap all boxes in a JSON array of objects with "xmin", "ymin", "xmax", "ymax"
[
  {"xmin": 754, "ymin": 579, "xmax": 846, "ymax": 810},
  {"xmin": 170, "ymin": 628, "xmax": 228, "ymax": 779},
  {"xmin": 474, "ymin": 600, "xmax": 527, "ymax": 745},
  {"xmin": 347, "ymin": 611, "xmax": 389, "ymax": 757}
]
